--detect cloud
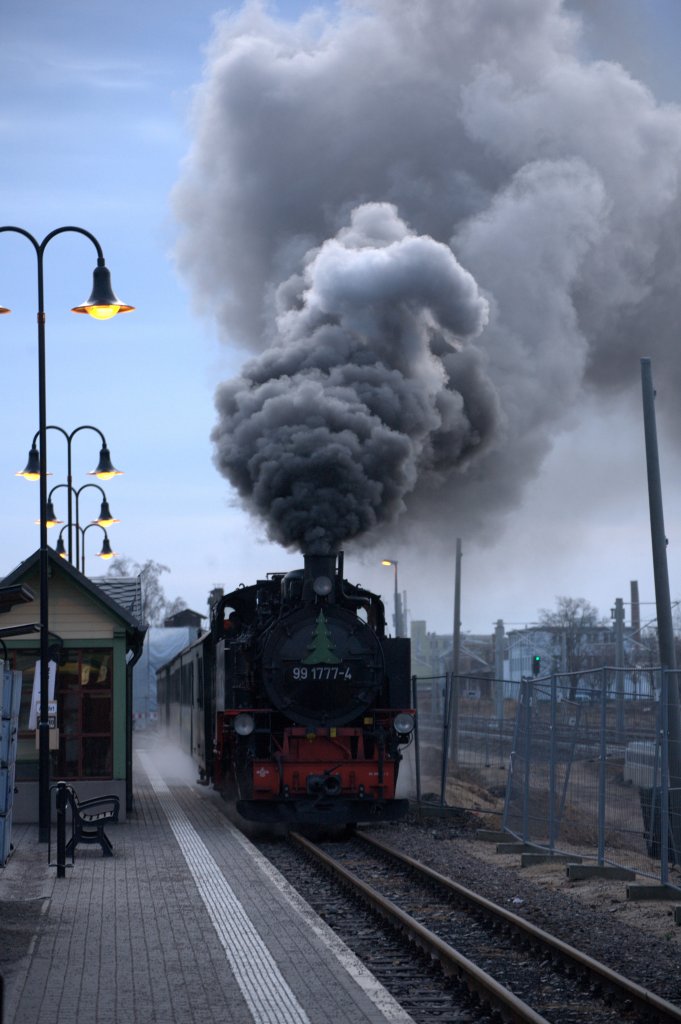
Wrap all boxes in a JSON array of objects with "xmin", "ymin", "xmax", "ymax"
[{"xmin": 4, "ymin": 36, "xmax": 157, "ymax": 92}]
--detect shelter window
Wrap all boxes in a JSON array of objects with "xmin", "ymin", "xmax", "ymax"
[{"xmin": 14, "ymin": 647, "xmax": 114, "ymax": 780}]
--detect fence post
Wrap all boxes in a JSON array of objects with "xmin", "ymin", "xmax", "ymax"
[
  {"xmin": 548, "ymin": 673, "xmax": 557, "ymax": 852},
  {"xmin": 502, "ymin": 682, "xmax": 519, "ymax": 832},
  {"xmin": 522, "ymin": 677, "xmax": 532, "ymax": 843},
  {"xmin": 449, "ymin": 674, "xmax": 460, "ymax": 766},
  {"xmin": 440, "ymin": 673, "xmax": 451, "ymax": 806},
  {"xmin": 597, "ymin": 667, "xmax": 607, "ymax": 866},
  {"xmin": 494, "ymin": 619, "xmax": 505, "ymax": 726},
  {"xmin": 614, "ymin": 598, "xmax": 626, "ymax": 743},
  {"xmin": 660, "ymin": 668, "xmax": 670, "ymax": 886},
  {"xmin": 411, "ymin": 675, "xmax": 422, "ymax": 806}
]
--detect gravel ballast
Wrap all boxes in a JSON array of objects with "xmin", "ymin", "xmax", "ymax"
[{"xmin": 364, "ymin": 810, "xmax": 681, "ymax": 1008}]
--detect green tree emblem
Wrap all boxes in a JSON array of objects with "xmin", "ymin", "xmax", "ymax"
[{"xmin": 302, "ymin": 611, "xmax": 341, "ymax": 665}]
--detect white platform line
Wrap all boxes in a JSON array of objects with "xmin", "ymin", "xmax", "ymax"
[
  {"xmin": 139, "ymin": 752, "xmax": 310, "ymax": 1024},
  {"xmin": 227, "ymin": 824, "xmax": 417, "ymax": 1024}
]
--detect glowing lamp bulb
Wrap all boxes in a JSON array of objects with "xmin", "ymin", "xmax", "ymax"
[
  {"xmin": 86, "ymin": 304, "xmax": 120, "ymax": 320},
  {"xmin": 96, "ymin": 536, "xmax": 116, "ymax": 561}
]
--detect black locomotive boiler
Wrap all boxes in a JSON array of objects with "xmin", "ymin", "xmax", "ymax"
[{"xmin": 157, "ymin": 552, "xmax": 415, "ymax": 825}]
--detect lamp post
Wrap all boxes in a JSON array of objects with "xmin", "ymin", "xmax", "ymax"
[
  {"xmin": 80, "ymin": 523, "xmax": 117, "ymax": 574},
  {"xmin": 381, "ymin": 558, "xmax": 402, "ymax": 637},
  {"xmin": 38, "ymin": 481, "xmax": 120, "ymax": 569},
  {"xmin": 19, "ymin": 424, "xmax": 122, "ymax": 564},
  {"xmin": 56, "ymin": 522, "xmax": 117, "ymax": 574},
  {"xmin": 0, "ymin": 225, "xmax": 133, "ymax": 842}
]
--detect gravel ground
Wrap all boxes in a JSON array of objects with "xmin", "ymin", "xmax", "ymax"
[{"xmin": 364, "ymin": 809, "xmax": 681, "ymax": 1008}]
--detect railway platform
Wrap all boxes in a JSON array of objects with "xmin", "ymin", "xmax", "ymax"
[{"xmin": 0, "ymin": 739, "xmax": 414, "ymax": 1024}]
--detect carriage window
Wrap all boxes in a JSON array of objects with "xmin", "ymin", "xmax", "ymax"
[{"xmin": 197, "ymin": 655, "xmax": 204, "ymax": 709}]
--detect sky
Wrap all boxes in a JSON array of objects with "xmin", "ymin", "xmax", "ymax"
[{"xmin": 2, "ymin": 0, "xmax": 681, "ymax": 640}]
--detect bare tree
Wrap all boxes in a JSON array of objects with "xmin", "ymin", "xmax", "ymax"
[
  {"xmin": 538, "ymin": 597, "xmax": 604, "ymax": 688},
  {"xmin": 106, "ymin": 557, "xmax": 186, "ymax": 626}
]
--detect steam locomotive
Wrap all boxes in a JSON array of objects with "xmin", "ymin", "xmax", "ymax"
[{"xmin": 156, "ymin": 552, "xmax": 414, "ymax": 825}]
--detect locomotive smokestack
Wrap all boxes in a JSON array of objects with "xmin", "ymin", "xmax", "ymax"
[{"xmin": 302, "ymin": 552, "xmax": 338, "ymax": 603}]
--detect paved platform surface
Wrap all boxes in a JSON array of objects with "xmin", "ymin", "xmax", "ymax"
[{"xmin": 0, "ymin": 744, "xmax": 414, "ymax": 1024}]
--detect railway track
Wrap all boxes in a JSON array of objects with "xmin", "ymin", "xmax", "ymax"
[{"xmin": 258, "ymin": 829, "xmax": 681, "ymax": 1024}]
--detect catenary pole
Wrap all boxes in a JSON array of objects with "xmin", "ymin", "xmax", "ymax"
[{"xmin": 640, "ymin": 357, "xmax": 681, "ymax": 858}]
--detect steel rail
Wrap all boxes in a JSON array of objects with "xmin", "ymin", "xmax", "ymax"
[
  {"xmin": 291, "ymin": 831, "xmax": 550, "ymax": 1024},
  {"xmin": 359, "ymin": 830, "xmax": 681, "ymax": 1024}
]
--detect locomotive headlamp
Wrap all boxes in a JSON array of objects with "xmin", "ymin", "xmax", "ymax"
[
  {"xmin": 393, "ymin": 712, "xmax": 415, "ymax": 735},
  {"xmin": 312, "ymin": 575, "xmax": 333, "ymax": 596},
  {"xmin": 233, "ymin": 713, "xmax": 255, "ymax": 736}
]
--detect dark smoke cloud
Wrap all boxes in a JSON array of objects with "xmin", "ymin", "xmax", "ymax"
[
  {"xmin": 174, "ymin": 0, "xmax": 681, "ymax": 552},
  {"xmin": 212, "ymin": 203, "xmax": 497, "ymax": 552}
]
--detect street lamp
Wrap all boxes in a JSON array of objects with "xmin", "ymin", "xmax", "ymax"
[
  {"xmin": 36, "ymin": 495, "xmax": 63, "ymax": 529},
  {"xmin": 381, "ymin": 558, "xmax": 402, "ymax": 637},
  {"xmin": 81, "ymin": 524, "xmax": 116, "ymax": 573},
  {"xmin": 18, "ymin": 423, "xmax": 122, "ymax": 563},
  {"xmin": 0, "ymin": 225, "xmax": 133, "ymax": 842},
  {"xmin": 35, "ymin": 481, "xmax": 120, "ymax": 569},
  {"xmin": 56, "ymin": 523, "xmax": 117, "ymax": 574}
]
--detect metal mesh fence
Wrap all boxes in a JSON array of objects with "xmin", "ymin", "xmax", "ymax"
[
  {"xmin": 413, "ymin": 673, "xmax": 515, "ymax": 818},
  {"xmin": 413, "ymin": 668, "xmax": 681, "ymax": 890}
]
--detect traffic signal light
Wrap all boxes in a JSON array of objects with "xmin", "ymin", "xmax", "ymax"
[{"xmin": 532, "ymin": 654, "xmax": 541, "ymax": 677}]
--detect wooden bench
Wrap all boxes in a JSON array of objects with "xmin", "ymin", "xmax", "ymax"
[{"xmin": 61, "ymin": 784, "xmax": 120, "ymax": 858}]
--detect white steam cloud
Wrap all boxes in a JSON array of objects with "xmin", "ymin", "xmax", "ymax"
[{"xmin": 173, "ymin": 0, "xmax": 681, "ymax": 553}]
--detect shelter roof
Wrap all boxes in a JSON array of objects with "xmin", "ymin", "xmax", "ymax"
[
  {"xmin": 90, "ymin": 575, "xmax": 143, "ymax": 624},
  {"xmin": 2, "ymin": 549, "xmax": 145, "ymax": 637}
]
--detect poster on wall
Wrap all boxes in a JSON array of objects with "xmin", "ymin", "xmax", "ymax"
[{"xmin": 27, "ymin": 659, "xmax": 57, "ymax": 730}]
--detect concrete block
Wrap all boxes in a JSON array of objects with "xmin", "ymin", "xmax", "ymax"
[
  {"xmin": 521, "ymin": 852, "xmax": 582, "ymax": 868},
  {"xmin": 496, "ymin": 842, "xmax": 537, "ymax": 854},
  {"xmin": 476, "ymin": 829, "xmax": 508, "ymax": 842},
  {"xmin": 566, "ymin": 864, "xmax": 635, "ymax": 881},
  {"xmin": 412, "ymin": 801, "xmax": 466, "ymax": 819},
  {"xmin": 626, "ymin": 884, "xmax": 680, "ymax": 901}
]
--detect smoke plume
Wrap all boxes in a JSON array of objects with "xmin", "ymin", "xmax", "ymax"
[
  {"xmin": 173, "ymin": 0, "xmax": 681, "ymax": 552},
  {"xmin": 212, "ymin": 203, "xmax": 497, "ymax": 552}
]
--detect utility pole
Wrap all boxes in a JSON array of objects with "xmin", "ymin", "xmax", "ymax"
[
  {"xmin": 630, "ymin": 580, "xmax": 641, "ymax": 637},
  {"xmin": 640, "ymin": 357, "xmax": 681, "ymax": 861}
]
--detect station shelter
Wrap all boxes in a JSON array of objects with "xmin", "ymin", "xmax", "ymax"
[{"xmin": 0, "ymin": 549, "xmax": 145, "ymax": 822}]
